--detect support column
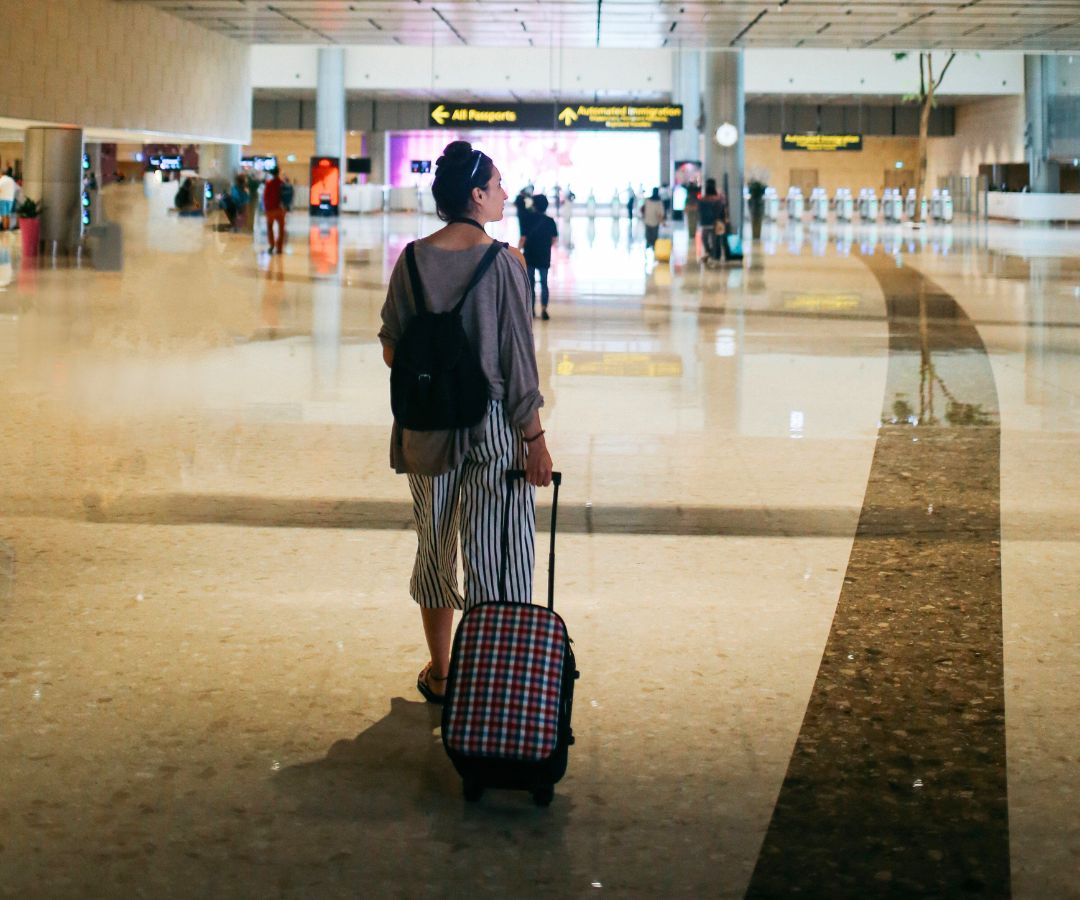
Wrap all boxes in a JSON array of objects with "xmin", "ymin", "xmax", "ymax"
[
  {"xmin": 703, "ymin": 50, "xmax": 745, "ymax": 233},
  {"xmin": 369, "ymin": 131, "xmax": 386, "ymax": 185},
  {"xmin": 23, "ymin": 127, "xmax": 83, "ymax": 253},
  {"xmin": 1025, "ymin": 55, "xmax": 1060, "ymax": 193},
  {"xmin": 671, "ymin": 49, "xmax": 703, "ymax": 174},
  {"xmin": 315, "ymin": 47, "xmax": 346, "ymax": 213}
]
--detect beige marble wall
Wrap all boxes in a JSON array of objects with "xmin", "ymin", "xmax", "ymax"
[
  {"xmin": 745, "ymin": 98, "xmax": 1024, "ymax": 196},
  {"xmin": 926, "ymin": 95, "xmax": 1026, "ymax": 187},
  {"xmin": 745, "ymin": 135, "xmax": 921, "ymax": 194},
  {"xmin": 0, "ymin": 0, "xmax": 251, "ymax": 143}
]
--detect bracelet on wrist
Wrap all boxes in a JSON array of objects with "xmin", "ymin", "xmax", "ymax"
[{"xmin": 523, "ymin": 429, "xmax": 545, "ymax": 443}]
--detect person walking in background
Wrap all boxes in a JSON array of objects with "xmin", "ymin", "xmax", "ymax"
[
  {"xmin": 625, "ymin": 185, "xmax": 636, "ymax": 221},
  {"xmin": 514, "ymin": 187, "xmax": 533, "ymax": 240},
  {"xmin": 642, "ymin": 187, "xmax": 665, "ymax": 250},
  {"xmin": 173, "ymin": 177, "xmax": 200, "ymax": 215},
  {"xmin": 519, "ymin": 193, "xmax": 558, "ymax": 321},
  {"xmin": 221, "ymin": 174, "xmax": 249, "ymax": 231},
  {"xmin": 708, "ymin": 183, "xmax": 730, "ymax": 267},
  {"xmin": 698, "ymin": 178, "xmax": 721, "ymax": 263},
  {"xmin": 263, "ymin": 167, "xmax": 286, "ymax": 254},
  {"xmin": 684, "ymin": 183, "xmax": 701, "ymax": 249},
  {"xmin": 281, "ymin": 176, "xmax": 295, "ymax": 213},
  {"xmin": 561, "ymin": 185, "xmax": 575, "ymax": 220},
  {"xmin": 0, "ymin": 168, "xmax": 16, "ymax": 231}
]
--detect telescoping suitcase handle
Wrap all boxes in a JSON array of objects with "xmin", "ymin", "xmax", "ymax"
[{"xmin": 500, "ymin": 470, "xmax": 561, "ymax": 610}]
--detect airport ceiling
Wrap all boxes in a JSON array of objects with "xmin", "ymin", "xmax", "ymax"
[{"xmin": 122, "ymin": 1, "xmax": 1080, "ymax": 51}]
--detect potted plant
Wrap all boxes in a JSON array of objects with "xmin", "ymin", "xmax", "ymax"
[
  {"xmin": 15, "ymin": 197, "xmax": 42, "ymax": 257},
  {"xmin": 747, "ymin": 180, "xmax": 767, "ymax": 240}
]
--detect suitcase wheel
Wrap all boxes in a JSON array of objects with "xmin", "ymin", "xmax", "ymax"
[
  {"xmin": 463, "ymin": 779, "xmax": 484, "ymax": 803},
  {"xmin": 532, "ymin": 785, "xmax": 555, "ymax": 807}
]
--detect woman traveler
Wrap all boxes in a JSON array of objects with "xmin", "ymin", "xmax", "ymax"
[{"xmin": 378, "ymin": 141, "xmax": 554, "ymax": 704}]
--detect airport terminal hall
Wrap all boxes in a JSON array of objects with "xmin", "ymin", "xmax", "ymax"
[{"xmin": 4, "ymin": 0, "xmax": 1080, "ymax": 897}]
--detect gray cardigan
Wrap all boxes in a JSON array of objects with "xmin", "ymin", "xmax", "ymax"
[{"xmin": 378, "ymin": 241, "xmax": 544, "ymax": 476}]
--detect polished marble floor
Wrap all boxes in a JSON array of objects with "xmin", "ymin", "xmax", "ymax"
[{"xmin": 0, "ymin": 189, "xmax": 1077, "ymax": 898}]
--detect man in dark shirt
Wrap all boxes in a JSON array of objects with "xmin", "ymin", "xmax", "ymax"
[
  {"xmin": 263, "ymin": 168, "xmax": 286, "ymax": 254},
  {"xmin": 518, "ymin": 193, "xmax": 558, "ymax": 320}
]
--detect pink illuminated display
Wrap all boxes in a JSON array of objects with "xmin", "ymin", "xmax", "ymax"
[{"xmin": 388, "ymin": 130, "xmax": 660, "ymax": 198}]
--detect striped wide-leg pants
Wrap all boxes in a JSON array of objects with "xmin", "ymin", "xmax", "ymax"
[{"xmin": 407, "ymin": 401, "xmax": 536, "ymax": 609}]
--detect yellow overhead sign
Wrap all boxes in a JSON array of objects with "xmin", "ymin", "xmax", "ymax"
[
  {"xmin": 459, "ymin": 108, "xmax": 516, "ymax": 124},
  {"xmin": 558, "ymin": 107, "xmax": 579, "ymax": 126},
  {"xmin": 782, "ymin": 133, "xmax": 864, "ymax": 152},
  {"xmin": 431, "ymin": 105, "xmax": 519, "ymax": 125},
  {"xmin": 428, "ymin": 102, "xmax": 550, "ymax": 129},
  {"xmin": 559, "ymin": 104, "xmax": 683, "ymax": 130},
  {"xmin": 427, "ymin": 102, "xmax": 683, "ymax": 131}
]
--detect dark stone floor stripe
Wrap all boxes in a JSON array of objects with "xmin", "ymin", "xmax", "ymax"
[
  {"xmin": 745, "ymin": 258, "xmax": 1010, "ymax": 898},
  {"xmin": 0, "ymin": 494, "xmax": 1014, "ymax": 540},
  {"xmin": 4, "ymin": 494, "xmax": 1079, "ymax": 542}
]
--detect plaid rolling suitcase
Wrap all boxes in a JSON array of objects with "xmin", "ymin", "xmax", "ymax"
[{"xmin": 442, "ymin": 470, "xmax": 577, "ymax": 807}]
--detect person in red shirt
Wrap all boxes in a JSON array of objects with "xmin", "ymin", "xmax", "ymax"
[{"xmin": 262, "ymin": 168, "xmax": 286, "ymax": 254}]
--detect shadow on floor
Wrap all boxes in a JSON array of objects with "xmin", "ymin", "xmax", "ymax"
[
  {"xmin": 276, "ymin": 696, "xmax": 459, "ymax": 821},
  {"xmin": 274, "ymin": 697, "xmax": 578, "ymax": 894},
  {"xmin": 278, "ymin": 700, "xmax": 574, "ymax": 838}
]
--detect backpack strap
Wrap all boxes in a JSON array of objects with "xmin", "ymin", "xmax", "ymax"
[
  {"xmin": 451, "ymin": 241, "xmax": 506, "ymax": 315},
  {"xmin": 403, "ymin": 242, "xmax": 427, "ymax": 315}
]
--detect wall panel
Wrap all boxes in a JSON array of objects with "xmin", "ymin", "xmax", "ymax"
[
  {"xmin": 925, "ymin": 96, "xmax": 1025, "ymax": 189},
  {"xmin": 746, "ymin": 135, "xmax": 921, "ymax": 196},
  {"xmin": 0, "ymin": 0, "xmax": 250, "ymax": 143}
]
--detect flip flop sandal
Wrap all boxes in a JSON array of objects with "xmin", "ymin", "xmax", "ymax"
[{"xmin": 416, "ymin": 663, "xmax": 448, "ymax": 705}]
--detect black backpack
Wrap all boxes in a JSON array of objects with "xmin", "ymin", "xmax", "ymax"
[{"xmin": 390, "ymin": 240, "xmax": 504, "ymax": 431}]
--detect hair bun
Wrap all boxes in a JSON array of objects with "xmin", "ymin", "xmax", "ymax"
[{"xmin": 437, "ymin": 141, "xmax": 473, "ymax": 168}]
